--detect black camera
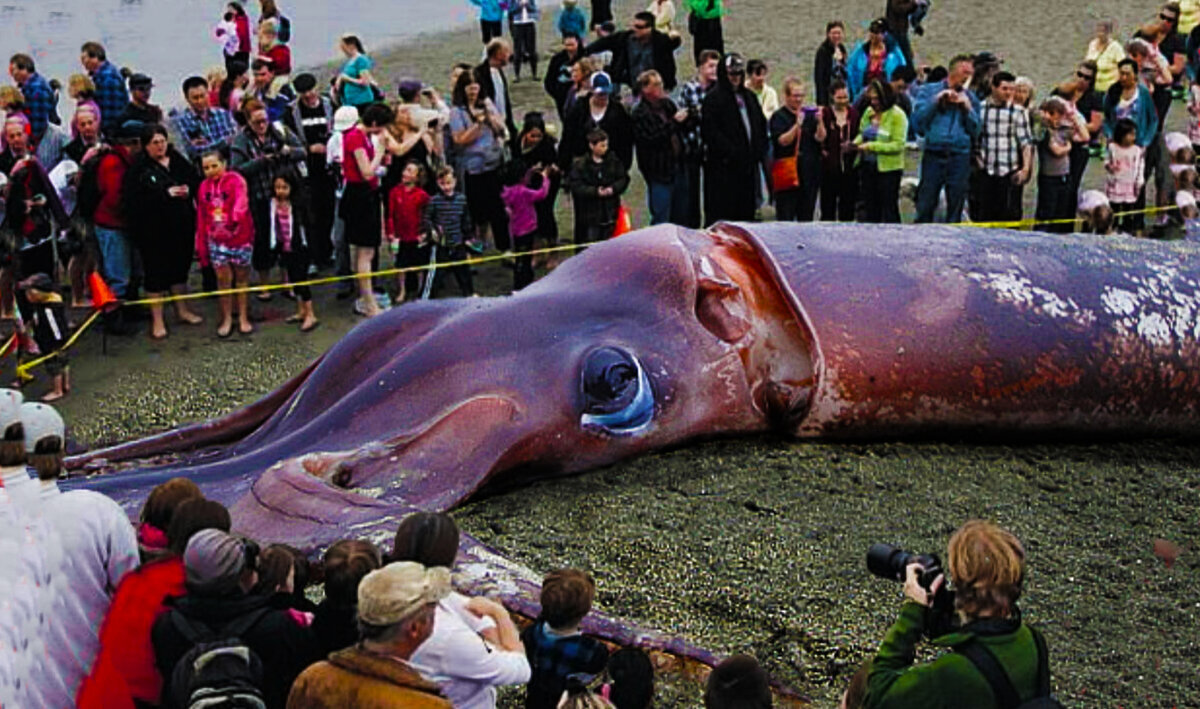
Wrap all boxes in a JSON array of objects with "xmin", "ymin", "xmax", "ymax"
[{"xmin": 867, "ymin": 543, "xmax": 957, "ymax": 636}]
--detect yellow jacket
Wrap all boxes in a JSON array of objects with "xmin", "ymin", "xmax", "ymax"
[
  {"xmin": 287, "ymin": 646, "xmax": 451, "ymax": 709},
  {"xmin": 1181, "ymin": 0, "xmax": 1200, "ymax": 34}
]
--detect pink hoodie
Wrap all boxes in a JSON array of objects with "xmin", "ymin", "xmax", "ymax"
[
  {"xmin": 194, "ymin": 170, "xmax": 253, "ymax": 267},
  {"xmin": 501, "ymin": 177, "xmax": 551, "ymax": 239}
]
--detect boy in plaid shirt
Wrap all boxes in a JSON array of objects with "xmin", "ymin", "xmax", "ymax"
[{"xmin": 521, "ymin": 568, "xmax": 609, "ymax": 709}]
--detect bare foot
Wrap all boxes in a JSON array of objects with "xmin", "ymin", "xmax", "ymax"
[
  {"xmin": 217, "ymin": 321, "xmax": 233, "ymax": 338},
  {"xmin": 177, "ymin": 311, "xmax": 204, "ymax": 325},
  {"xmin": 42, "ymin": 391, "xmax": 65, "ymax": 403},
  {"xmin": 150, "ymin": 324, "xmax": 168, "ymax": 340},
  {"xmin": 300, "ymin": 317, "xmax": 319, "ymax": 332},
  {"xmin": 238, "ymin": 320, "xmax": 254, "ymax": 334}
]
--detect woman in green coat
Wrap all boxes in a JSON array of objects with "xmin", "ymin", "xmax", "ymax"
[{"xmin": 852, "ymin": 79, "xmax": 908, "ymax": 223}]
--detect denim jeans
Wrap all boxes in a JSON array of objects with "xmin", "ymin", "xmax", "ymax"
[
  {"xmin": 646, "ymin": 172, "xmax": 690, "ymax": 225},
  {"xmin": 94, "ymin": 226, "xmax": 131, "ymax": 298},
  {"xmin": 915, "ymin": 150, "xmax": 971, "ymax": 224}
]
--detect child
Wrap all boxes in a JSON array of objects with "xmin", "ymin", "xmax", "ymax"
[
  {"xmin": 270, "ymin": 174, "xmax": 319, "ymax": 332},
  {"xmin": 1189, "ymin": 81, "xmax": 1200, "ymax": 156},
  {"xmin": 385, "ymin": 161, "xmax": 431, "ymax": 303},
  {"xmin": 603, "ymin": 648, "xmax": 653, "ymax": 709},
  {"xmin": 567, "ymin": 129, "xmax": 630, "ymax": 243},
  {"xmin": 423, "ymin": 167, "xmax": 476, "ymax": 297},
  {"xmin": 195, "ymin": 148, "xmax": 254, "ymax": 337},
  {"xmin": 1034, "ymin": 97, "xmax": 1081, "ymax": 234},
  {"xmin": 1179, "ymin": 190, "xmax": 1200, "ymax": 241},
  {"xmin": 213, "ymin": 9, "xmax": 240, "ymax": 64},
  {"xmin": 521, "ymin": 568, "xmax": 609, "ymax": 709},
  {"xmin": 17, "ymin": 274, "xmax": 69, "ymax": 402},
  {"xmin": 501, "ymin": 165, "xmax": 554, "ymax": 291},
  {"xmin": 558, "ymin": 0, "xmax": 588, "ymax": 38},
  {"xmin": 705, "ymin": 655, "xmax": 772, "ymax": 709},
  {"xmin": 1077, "ymin": 189, "xmax": 1116, "ymax": 236},
  {"xmin": 1104, "ymin": 118, "xmax": 1145, "ymax": 235}
]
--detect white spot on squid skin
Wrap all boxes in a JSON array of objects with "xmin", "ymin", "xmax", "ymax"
[
  {"xmin": 1137, "ymin": 312, "xmax": 1173, "ymax": 347},
  {"xmin": 699, "ymin": 256, "xmax": 716, "ymax": 278},
  {"xmin": 1102, "ymin": 288, "xmax": 1139, "ymax": 317},
  {"xmin": 969, "ymin": 271, "xmax": 1096, "ymax": 327}
]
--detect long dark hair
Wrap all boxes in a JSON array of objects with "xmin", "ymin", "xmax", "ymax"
[
  {"xmin": 341, "ymin": 34, "xmax": 366, "ymax": 55},
  {"xmin": 273, "ymin": 169, "xmax": 313, "ymax": 228},
  {"xmin": 220, "ymin": 60, "xmax": 247, "ymax": 111},
  {"xmin": 390, "ymin": 511, "xmax": 460, "ymax": 567},
  {"xmin": 452, "ymin": 70, "xmax": 481, "ymax": 108},
  {"xmin": 227, "ymin": 2, "xmax": 247, "ymax": 17}
]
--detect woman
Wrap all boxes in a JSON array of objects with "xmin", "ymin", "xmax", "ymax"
[
  {"xmin": 863, "ymin": 521, "xmax": 1045, "ymax": 706},
  {"xmin": 449, "ymin": 71, "xmax": 510, "ymax": 252},
  {"xmin": 852, "ymin": 79, "xmax": 908, "ymax": 223},
  {"xmin": 846, "ymin": 18, "xmax": 907, "ymax": 101},
  {"xmin": 508, "ymin": 0, "xmax": 540, "ymax": 82},
  {"xmin": 1013, "ymin": 76, "xmax": 1035, "ymax": 114},
  {"xmin": 336, "ymin": 34, "xmax": 377, "ymax": 109},
  {"xmin": 1057, "ymin": 61, "xmax": 1104, "ymax": 209},
  {"xmin": 512, "ymin": 112, "xmax": 561, "ymax": 250},
  {"xmin": 226, "ymin": 2, "xmax": 252, "ymax": 69},
  {"xmin": 769, "ymin": 78, "xmax": 824, "ymax": 221},
  {"xmin": 564, "ymin": 57, "xmax": 599, "ymax": 118},
  {"xmin": 1104, "ymin": 58, "xmax": 1160, "ymax": 233},
  {"xmin": 384, "ymin": 105, "xmax": 438, "ymax": 194},
  {"xmin": 258, "ymin": 0, "xmax": 290, "ymax": 42},
  {"xmin": 342, "ymin": 102, "xmax": 392, "ymax": 317},
  {"xmin": 311, "ymin": 539, "xmax": 382, "ymax": 657},
  {"xmin": 123, "ymin": 124, "xmax": 204, "ymax": 340},
  {"xmin": 819, "ymin": 80, "xmax": 859, "ymax": 222},
  {"xmin": 1086, "ymin": 20, "xmax": 1126, "ymax": 93},
  {"xmin": 545, "ymin": 34, "xmax": 584, "ymax": 119},
  {"xmin": 814, "ymin": 20, "xmax": 849, "ymax": 107}
]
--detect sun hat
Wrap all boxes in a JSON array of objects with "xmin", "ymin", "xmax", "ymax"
[
  {"xmin": 357, "ymin": 561, "xmax": 451, "ymax": 626},
  {"xmin": 333, "ymin": 105, "xmax": 359, "ymax": 132}
]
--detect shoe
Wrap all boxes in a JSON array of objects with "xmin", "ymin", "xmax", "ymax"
[
  {"xmin": 353, "ymin": 298, "xmax": 368, "ymax": 316},
  {"xmin": 465, "ymin": 239, "xmax": 485, "ymax": 255},
  {"xmin": 376, "ymin": 292, "xmax": 392, "ymax": 309},
  {"xmin": 308, "ymin": 264, "xmax": 320, "ymax": 276}
]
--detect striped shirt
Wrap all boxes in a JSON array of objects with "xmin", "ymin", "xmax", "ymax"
[
  {"xmin": 978, "ymin": 101, "xmax": 1032, "ymax": 177},
  {"xmin": 423, "ymin": 191, "xmax": 473, "ymax": 246}
]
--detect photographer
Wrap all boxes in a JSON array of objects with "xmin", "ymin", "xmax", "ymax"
[
  {"xmin": 912, "ymin": 54, "xmax": 981, "ymax": 224},
  {"xmin": 863, "ymin": 520, "xmax": 1051, "ymax": 708}
]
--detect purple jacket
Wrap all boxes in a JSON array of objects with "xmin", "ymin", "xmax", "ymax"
[{"xmin": 501, "ymin": 178, "xmax": 551, "ymax": 238}]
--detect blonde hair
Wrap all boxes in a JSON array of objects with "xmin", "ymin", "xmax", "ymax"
[
  {"xmin": 205, "ymin": 65, "xmax": 228, "ymax": 92},
  {"xmin": 0, "ymin": 85, "xmax": 25, "ymax": 109},
  {"xmin": 67, "ymin": 73, "xmax": 96, "ymax": 99},
  {"xmin": 948, "ymin": 520, "xmax": 1026, "ymax": 619}
]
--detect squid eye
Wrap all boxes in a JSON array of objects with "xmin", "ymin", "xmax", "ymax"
[{"xmin": 580, "ymin": 347, "xmax": 654, "ymax": 434}]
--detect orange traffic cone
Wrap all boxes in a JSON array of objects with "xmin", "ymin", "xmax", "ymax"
[
  {"xmin": 612, "ymin": 204, "xmax": 633, "ymax": 237},
  {"xmin": 88, "ymin": 272, "xmax": 119, "ymax": 312}
]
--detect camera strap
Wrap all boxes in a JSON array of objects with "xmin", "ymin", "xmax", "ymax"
[{"xmin": 954, "ymin": 625, "xmax": 1052, "ymax": 709}]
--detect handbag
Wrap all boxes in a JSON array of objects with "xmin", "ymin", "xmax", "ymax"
[{"xmin": 770, "ymin": 116, "xmax": 802, "ymax": 193}]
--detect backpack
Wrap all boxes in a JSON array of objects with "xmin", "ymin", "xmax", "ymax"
[
  {"xmin": 954, "ymin": 625, "xmax": 1066, "ymax": 709},
  {"xmin": 276, "ymin": 14, "xmax": 291, "ymax": 43},
  {"xmin": 165, "ymin": 607, "xmax": 272, "ymax": 709}
]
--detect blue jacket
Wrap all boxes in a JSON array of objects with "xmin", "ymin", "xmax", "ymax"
[
  {"xmin": 557, "ymin": 5, "xmax": 587, "ymax": 37},
  {"xmin": 469, "ymin": 0, "xmax": 504, "ymax": 23},
  {"xmin": 846, "ymin": 41, "xmax": 907, "ymax": 100},
  {"xmin": 508, "ymin": 0, "xmax": 539, "ymax": 22},
  {"xmin": 912, "ymin": 79, "xmax": 981, "ymax": 154},
  {"xmin": 1102, "ymin": 83, "xmax": 1159, "ymax": 148}
]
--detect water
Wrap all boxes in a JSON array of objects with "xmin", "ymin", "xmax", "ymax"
[{"xmin": 0, "ymin": 0, "xmax": 482, "ymax": 96}]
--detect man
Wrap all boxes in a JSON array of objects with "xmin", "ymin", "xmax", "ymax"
[
  {"xmin": 559, "ymin": 72, "xmax": 633, "ymax": 242},
  {"xmin": 585, "ymin": 11, "xmax": 682, "ymax": 96},
  {"xmin": 701, "ymin": 53, "xmax": 768, "ymax": 225},
  {"xmin": 632, "ymin": 70, "xmax": 689, "ymax": 225},
  {"xmin": 885, "ymin": 0, "xmax": 918, "ymax": 67},
  {"xmin": 80, "ymin": 41, "xmax": 128, "ymax": 138},
  {"xmin": 746, "ymin": 59, "xmax": 779, "ymax": 117},
  {"xmin": 170, "ymin": 75, "xmax": 238, "ymax": 165},
  {"xmin": 286, "ymin": 73, "xmax": 336, "ymax": 268},
  {"xmin": 543, "ymin": 33, "xmax": 584, "ymax": 118},
  {"xmin": 912, "ymin": 54, "xmax": 981, "ymax": 223},
  {"xmin": 473, "ymin": 38, "xmax": 519, "ymax": 146},
  {"xmin": 7, "ymin": 54, "xmax": 54, "ymax": 146},
  {"xmin": 974, "ymin": 72, "xmax": 1032, "ymax": 223},
  {"xmin": 250, "ymin": 58, "xmax": 297, "ymax": 124},
  {"xmin": 677, "ymin": 49, "xmax": 720, "ymax": 227},
  {"xmin": 118, "ymin": 73, "xmax": 163, "ymax": 125},
  {"xmin": 287, "ymin": 561, "xmax": 452, "ymax": 707},
  {"xmin": 685, "ymin": 0, "xmax": 726, "ymax": 66},
  {"xmin": 91, "ymin": 120, "xmax": 144, "ymax": 333},
  {"xmin": 1158, "ymin": 2, "xmax": 1188, "ymax": 93}
]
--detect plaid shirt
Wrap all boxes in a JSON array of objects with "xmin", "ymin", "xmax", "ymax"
[
  {"xmin": 676, "ymin": 77, "xmax": 711, "ymax": 157},
  {"xmin": 20, "ymin": 72, "xmax": 55, "ymax": 146},
  {"xmin": 91, "ymin": 61, "xmax": 130, "ymax": 138},
  {"xmin": 978, "ymin": 101, "xmax": 1032, "ymax": 177},
  {"xmin": 521, "ymin": 621, "xmax": 609, "ymax": 709},
  {"xmin": 171, "ymin": 106, "xmax": 238, "ymax": 162}
]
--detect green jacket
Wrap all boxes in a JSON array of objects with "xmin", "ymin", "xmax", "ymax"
[
  {"xmin": 854, "ymin": 106, "xmax": 908, "ymax": 173},
  {"xmin": 686, "ymin": 0, "xmax": 725, "ymax": 20},
  {"xmin": 864, "ymin": 602, "xmax": 1041, "ymax": 709}
]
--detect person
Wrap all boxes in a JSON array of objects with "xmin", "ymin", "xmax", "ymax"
[
  {"xmin": 677, "ymin": 49, "xmax": 719, "ymax": 228},
  {"xmin": 631, "ymin": 69, "xmax": 688, "ymax": 225},
  {"xmin": 704, "ymin": 654, "xmax": 772, "ymax": 709},
  {"xmin": 508, "ymin": 0, "xmax": 540, "ymax": 82},
  {"xmin": 383, "ymin": 101, "xmax": 438, "ymax": 195},
  {"xmin": 567, "ymin": 128, "xmax": 630, "ymax": 242},
  {"xmin": 80, "ymin": 42, "xmax": 129, "ymax": 138},
  {"xmin": 1106, "ymin": 118, "xmax": 1146, "ymax": 234},
  {"xmin": 558, "ymin": 679, "xmax": 616, "ymax": 709},
  {"xmin": 818, "ymin": 80, "xmax": 859, "ymax": 222},
  {"xmin": 309, "ymin": 538, "xmax": 383, "ymax": 658},
  {"xmin": 1156, "ymin": 3, "xmax": 1188, "ymax": 92},
  {"xmin": 591, "ymin": 0, "xmax": 615, "ymax": 30},
  {"xmin": 250, "ymin": 58, "xmax": 297, "ymax": 124},
  {"xmin": 475, "ymin": 38, "xmax": 521, "ymax": 145},
  {"xmin": 230, "ymin": 97, "xmax": 305, "ymax": 301},
  {"xmin": 225, "ymin": 2, "xmax": 253, "ymax": 71},
  {"xmin": 885, "ymin": 0, "xmax": 920, "ymax": 67},
  {"xmin": 152, "ymin": 529, "xmax": 321, "ymax": 709},
  {"xmin": 584, "ymin": 11, "xmax": 683, "ymax": 96},
  {"xmin": 521, "ymin": 568, "xmax": 609, "ymax": 709},
  {"xmin": 1086, "ymin": 20, "xmax": 1126, "ymax": 93},
  {"xmin": 747, "ymin": 59, "xmax": 780, "ymax": 117},
  {"xmin": 220, "ymin": 61, "xmax": 251, "ymax": 120},
  {"xmin": 1103, "ymin": 59, "xmax": 1159, "ymax": 232},
  {"xmin": 604, "ymin": 648, "xmax": 654, "ymax": 709},
  {"xmin": 335, "ymin": 34, "xmax": 377, "ymax": 108},
  {"xmin": 135, "ymin": 477, "xmax": 205, "ymax": 563},
  {"xmin": 119, "ymin": 73, "xmax": 163, "ymax": 126},
  {"xmin": 769, "ymin": 78, "xmax": 823, "ymax": 222},
  {"xmin": 647, "ymin": 0, "xmax": 675, "ymax": 32},
  {"xmin": 17, "ymin": 275, "xmax": 70, "ymax": 400},
  {"xmin": 123, "ymin": 123, "xmax": 204, "ymax": 340},
  {"xmin": 853, "ymin": 79, "xmax": 909, "ymax": 223},
  {"xmin": 912, "ymin": 54, "xmax": 980, "ymax": 223},
  {"xmin": 862, "ymin": 521, "xmax": 1049, "ymax": 707},
  {"xmin": 1189, "ymin": 74, "xmax": 1200, "ymax": 153},
  {"xmin": 270, "ymin": 172, "xmax": 319, "ymax": 330},
  {"xmin": 974, "ymin": 71, "xmax": 1032, "ymax": 223},
  {"xmin": 256, "ymin": 18, "xmax": 292, "ymax": 77},
  {"xmin": 545, "ymin": 34, "xmax": 586, "ymax": 120},
  {"xmin": 258, "ymin": 0, "xmax": 292, "ymax": 42},
  {"xmin": 847, "ymin": 18, "xmax": 908, "ymax": 102},
  {"xmin": 470, "ymin": 0, "xmax": 506, "ymax": 45},
  {"xmin": 172, "ymin": 75, "xmax": 239, "ymax": 165},
  {"xmin": 77, "ymin": 495, "xmax": 231, "ymax": 709},
  {"xmin": 91, "ymin": 120, "xmax": 143, "ymax": 335},
  {"xmin": 342, "ymin": 103, "xmax": 393, "ymax": 317},
  {"xmin": 701, "ymin": 53, "xmax": 768, "ymax": 225},
  {"xmin": 196, "ymin": 148, "xmax": 255, "ymax": 337},
  {"xmin": 1034, "ymin": 97, "xmax": 1085, "ymax": 233},
  {"xmin": 1126, "ymin": 36, "xmax": 1173, "ymax": 130},
  {"xmin": 814, "ymin": 21, "xmax": 850, "ymax": 107},
  {"xmin": 503, "ymin": 164, "xmax": 554, "ymax": 290},
  {"xmin": 1013, "ymin": 76, "xmax": 1035, "ymax": 114},
  {"xmin": 386, "ymin": 161, "xmax": 431, "ymax": 302},
  {"xmin": 1077, "ymin": 189, "xmax": 1116, "ymax": 235},
  {"xmin": 450, "ymin": 71, "xmax": 511, "ymax": 253},
  {"xmin": 684, "ymin": 0, "xmax": 725, "ymax": 65},
  {"xmin": 970, "ymin": 51, "xmax": 1003, "ymax": 102},
  {"xmin": 286, "ymin": 73, "xmax": 336, "ymax": 269},
  {"xmin": 1059, "ymin": 61, "xmax": 1105, "ymax": 198},
  {"xmin": 559, "ymin": 71, "xmax": 634, "ymax": 174},
  {"xmin": 558, "ymin": 0, "xmax": 588, "ymax": 39},
  {"xmin": 326, "ymin": 105, "xmax": 358, "ymax": 298},
  {"xmin": 423, "ymin": 167, "xmax": 476, "ymax": 296},
  {"xmin": 287, "ymin": 561, "xmax": 454, "ymax": 708},
  {"xmin": 7, "ymin": 54, "xmax": 54, "ymax": 147}
]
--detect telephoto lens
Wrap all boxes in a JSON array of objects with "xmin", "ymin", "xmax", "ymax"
[{"xmin": 866, "ymin": 543, "xmax": 943, "ymax": 589}]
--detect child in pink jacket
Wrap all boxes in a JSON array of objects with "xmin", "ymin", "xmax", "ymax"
[
  {"xmin": 195, "ymin": 149, "xmax": 255, "ymax": 337},
  {"xmin": 501, "ymin": 165, "xmax": 553, "ymax": 291}
]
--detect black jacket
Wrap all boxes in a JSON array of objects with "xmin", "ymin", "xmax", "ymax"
[
  {"xmin": 632, "ymin": 95, "xmax": 684, "ymax": 183},
  {"xmin": 567, "ymin": 151, "xmax": 629, "ymax": 226},
  {"xmin": 813, "ymin": 40, "xmax": 849, "ymax": 106},
  {"xmin": 701, "ymin": 61, "xmax": 768, "ymax": 223},
  {"xmin": 122, "ymin": 147, "xmax": 201, "ymax": 251},
  {"xmin": 544, "ymin": 48, "xmax": 583, "ymax": 117},
  {"xmin": 558, "ymin": 97, "xmax": 634, "ymax": 173},
  {"xmin": 585, "ymin": 29, "xmax": 683, "ymax": 92},
  {"xmin": 473, "ymin": 61, "xmax": 519, "ymax": 143}
]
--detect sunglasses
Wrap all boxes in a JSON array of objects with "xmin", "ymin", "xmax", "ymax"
[
  {"xmin": 1161, "ymin": 13, "xmax": 1177, "ymax": 21},
  {"xmin": 1077, "ymin": 71, "xmax": 1095, "ymax": 80}
]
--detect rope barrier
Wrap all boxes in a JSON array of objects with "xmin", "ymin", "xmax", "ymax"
[{"xmin": 12, "ymin": 202, "xmax": 1184, "ymax": 379}]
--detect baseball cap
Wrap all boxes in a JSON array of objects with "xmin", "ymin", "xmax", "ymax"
[
  {"xmin": 357, "ymin": 561, "xmax": 451, "ymax": 626},
  {"xmin": 184, "ymin": 528, "xmax": 250, "ymax": 594},
  {"xmin": 292, "ymin": 72, "xmax": 318, "ymax": 93},
  {"xmin": 128, "ymin": 73, "xmax": 154, "ymax": 89},
  {"xmin": 333, "ymin": 105, "xmax": 359, "ymax": 132},
  {"xmin": 590, "ymin": 71, "xmax": 613, "ymax": 95},
  {"xmin": 20, "ymin": 402, "xmax": 63, "ymax": 453},
  {"xmin": 0, "ymin": 389, "xmax": 23, "ymax": 437}
]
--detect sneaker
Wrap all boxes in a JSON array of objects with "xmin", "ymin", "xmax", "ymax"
[
  {"xmin": 308, "ymin": 263, "xmax": 320, "ymax": 276},
  {"xmin": 376, "ymin": 292, "xmax": 393, "ymax": 309},
  {"xmin": 465, "ymin": 239, "xmax": 485, "ymax": 255},
  {"xmin": 353, "ymin": 298, "xmax": 369, "ymax": 316}
]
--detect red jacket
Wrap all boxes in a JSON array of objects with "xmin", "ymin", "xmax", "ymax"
[
  {"xmin": 93, "ymin": 146, "xmax": 132, "ymax": 229},
  {"xmin": 235, "ymin": 14, "xmax": 252, "ymax": 55},
  {"xmin": 261, "ymin": 44, "xmax": 292, "ymax": 75},
  {"xmin": 386, "ymin": 183, "xmax": 430, "ymax": 243},
  {"xmin": 76, "ymin": 556, "xmax": 187, "ymax": 709}
]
